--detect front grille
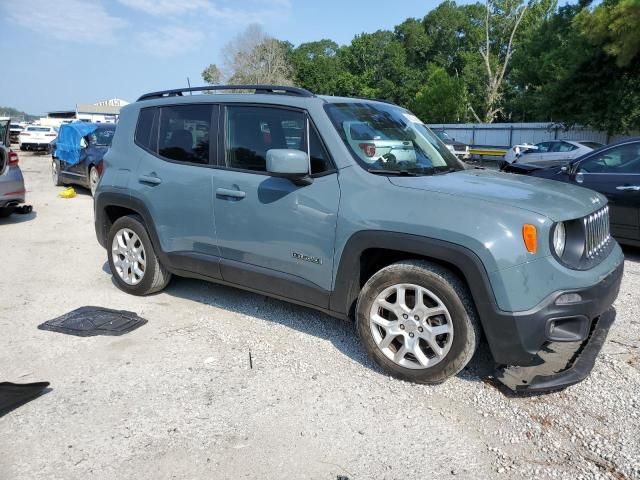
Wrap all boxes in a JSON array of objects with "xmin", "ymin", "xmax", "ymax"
[{"xmin": 584, "ymin": 206, "xmax": 611, "ymax": 259}]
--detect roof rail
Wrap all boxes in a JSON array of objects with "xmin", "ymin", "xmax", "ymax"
[{"xmin": 137, "ymin": 85, "xmax": 314, "ymax": 102}]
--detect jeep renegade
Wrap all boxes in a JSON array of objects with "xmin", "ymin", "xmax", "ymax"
[{"xmin": 94, "ymin": 85, "xmax": 624, "ymax": 392}]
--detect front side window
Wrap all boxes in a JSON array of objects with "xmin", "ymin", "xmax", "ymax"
[
  {"xmin": 158, "ymin": 104, "xmax": 212, "ymax": 164},
  {"xmin": 535, "ymin": 142, "xmax": 553, "ymax": 153},
  {"xmin": 324, "ymin": 102, "xmax": 464, "ymax": 175},
  {"xmin": 579, "ymin": 143, "xmax": 640, "ymax": 174},
  {"xmin": 224, "ymin": 105, "xmax": 332, "ymax": 174}
]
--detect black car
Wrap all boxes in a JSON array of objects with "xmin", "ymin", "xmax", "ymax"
[
  {"xmin": 52, "ymin": 123, "xmax": 116, "ymax": 196},
  {"xmin": 504, "ymin": 138, "xmax": 640, "ymax": 246}
]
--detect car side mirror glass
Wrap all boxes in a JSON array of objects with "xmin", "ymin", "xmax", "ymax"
[{"xmin": 266, "ymin": 149, "xmax": 311, "ymax": 185}]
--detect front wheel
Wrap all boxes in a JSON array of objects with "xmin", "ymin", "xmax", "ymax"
[
  {"xmin": 356, "ymin": 260, "xmax": 480, "ymax": 384},
  {"xmin": 107, "ymin": 215, "xmax": 171, "ymax": 295}
]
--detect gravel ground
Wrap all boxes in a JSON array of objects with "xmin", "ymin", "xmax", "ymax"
[{"xmin": 0, "ymin": 151, "xmax": 639, "ymax": 480}]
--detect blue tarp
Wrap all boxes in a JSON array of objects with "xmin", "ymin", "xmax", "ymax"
[{"xmin": 55, "ymin": 123, "xmax": 98, "ymax": 166}]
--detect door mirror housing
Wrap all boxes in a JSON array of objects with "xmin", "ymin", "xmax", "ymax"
[{"xmin": 266, "ymin": 149, "xmax": 312, "ymax": 186}]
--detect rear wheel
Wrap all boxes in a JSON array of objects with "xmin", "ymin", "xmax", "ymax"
[
  {"xmin": 89, "ymin": 166, "xmax": 99, "ymax": 196},
  {"xmin": 107, "ymin": 215, "xmax": 171, "ymax": 295},
  {"xmin": 52, "ymin": 160, "xmax": 63, "ymax": 186},
  {"xmin": 0, "ymin": 207, "xmax": 13, "ymax": 218},
  {"xmin": 356, "ymin": 260, "xmax": 480, "ymax": 384}
]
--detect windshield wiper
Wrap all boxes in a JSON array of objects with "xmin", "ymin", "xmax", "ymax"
[{"xmin": 367, "ymin": 168, "xmax": 422, "ymax": 176}]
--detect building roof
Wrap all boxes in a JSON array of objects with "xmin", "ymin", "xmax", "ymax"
[{"xmin": 76, "ymin": 104, "xmax": 122, "ymax": 115}]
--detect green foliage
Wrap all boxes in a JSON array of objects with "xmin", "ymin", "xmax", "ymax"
[
  {"xmin": 201, "ymin": 64, "xmax": 221, "ymax": 85},
  {"xmin": 410, "ymin": 66, "xmax": 468, "ymax": 123},
  {"xmin": 574, "ymin": 0, "xmax": 640, "ymax": 67}
]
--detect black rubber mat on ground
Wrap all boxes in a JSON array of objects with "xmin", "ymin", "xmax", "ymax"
[
  {"xmin": 0, "ymin": 382, "xmax": 50, "ymax": 417},
  {"xmin": 38, "ymin": 306, "xmax": 147, "ymax": 337}
]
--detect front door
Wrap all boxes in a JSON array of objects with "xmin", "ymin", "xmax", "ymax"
[
  {"xmin": 134, "ymin": 103, "xmax": 221, "ymax": 272},
  {"xmin": 213, "ymin": 104, "xmax": 339, "ymax": 307},
  {"xmin": 575, "ymin": 141, "xmax": 640, "ymax": 242}
]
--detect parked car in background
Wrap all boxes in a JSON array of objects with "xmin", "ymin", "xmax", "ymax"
[
  {"xmin": 342, "ymin": 120, "xmax": 417, "ymax": 165},
  {"xmin": 19, "ymin": 125, "xmax": 57, "ymax": 153},
  {"xmin": 52, "ymin": 122, "xmax": 115, "ymax": 196},
  {"xmin": 505, "ymin": 140, "xmax": 603, "ymax": 166},
  {"xmin": 9, "ymin": 123, "xmax": 23, "ymax": 144},
  {"xmin": 434, "ymin": 130, "xmax": 470, "ymax": 160},
  {"xmin": 0, "ymin": 118, "xmax": 26, "ymax": 218},
  {"xmin": 94, "ymin": 84, "xmax": 624, "ymax": 392},
  {"xmin": 503, "ymin": 138, "xmax": 640, "ymax": 246}
]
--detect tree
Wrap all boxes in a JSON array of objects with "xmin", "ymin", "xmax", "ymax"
[
  {"xmin": 201, "ymin": 64, "xmax": 221, "ymax": 85},
  {"xmin": 475, "ymin": 0, "xmax": 555, "ymax": 122},
  {"xmin": 222, "ymin": 24, "xmax": 293, "ymax": 85},
  {"xmin": 289, "ymin": 40, "xmax": 346, "ymax": 94},
  {"xmin": 411, "ymin": 65, "xmax": 468, "ymax": 122},
  {"xmin": 574, "ymin": 0, "xmax": 640, "ymax": 67}
]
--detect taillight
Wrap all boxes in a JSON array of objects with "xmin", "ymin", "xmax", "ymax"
[
  {"xmin": 358, "ymin": 143, "xmax": 376, "ymax": 157},
  {"xmin": 97, "ymin": 160, "xmax": 104, "ymax": 176},
  {"xmin": 8, "ymin": 151, "xmax": 19, "ymax": 166}
]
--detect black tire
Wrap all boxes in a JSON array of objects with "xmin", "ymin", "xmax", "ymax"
[
  {"xmin": 52, "ymin": 159, "xmax": 63, "ymax": 186},
  {"xmin": 0, "ymin": 207, "xmax": 13, "ymax": 218},
  {"xmin": 107, "ymin": 215, "xmax": 171, "ymax": 295},
  {"xmin": 356, "ymin": 259, "xmax": 481, "ymax": 384}
]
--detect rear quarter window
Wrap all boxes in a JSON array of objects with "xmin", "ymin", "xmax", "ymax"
[{"xmin": 135, "ymin": 107, "xmax": 157, "ymax": 152}]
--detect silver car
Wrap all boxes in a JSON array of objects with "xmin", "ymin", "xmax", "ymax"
[
  {"xmin": 514, "ymin": 140, "xmax": 603, "ymax": 165},
  {"xmin": 0, "ymin": 118, "xmax": 26, "ymax": 218}
]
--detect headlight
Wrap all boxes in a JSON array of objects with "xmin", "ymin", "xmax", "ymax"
[
  {"xmin": 446, "ymin": 144, "xmax": 454, "ymax": 152},
  {"xmin": 553, "ymin": 222, "xmax": 566, "ymax": 257}
]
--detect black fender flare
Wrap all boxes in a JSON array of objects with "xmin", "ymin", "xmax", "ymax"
[
  {"xmin": 329, "ymin": 230, "xmax": 498, "ymax": 321},
  {"xmin": 95, "ymin": 191, "xmax": 165, "ymax": 261}
]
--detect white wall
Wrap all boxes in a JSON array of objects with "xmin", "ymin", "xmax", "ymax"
[{"xmin": 427, "ymin": 122, "xmax": 639, "ymax": 147}]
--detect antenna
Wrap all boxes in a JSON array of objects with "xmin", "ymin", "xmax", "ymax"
[{"xmin": 187, "ymin": 77, "xmax": 192, "ymax": 95}]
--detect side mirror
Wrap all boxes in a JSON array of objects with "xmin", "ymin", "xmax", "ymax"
[{"xmin": 266, "ymin": 149, "xmax": 312, "ymax": 186}]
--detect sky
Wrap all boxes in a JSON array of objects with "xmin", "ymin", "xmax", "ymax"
[{"xmin": 0, "ymin": 0, "xmax": 481, "ymax": 115}]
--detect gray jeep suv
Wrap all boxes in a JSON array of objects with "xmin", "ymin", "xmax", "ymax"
[{"xmin": 94, "ymin": 85, "xmax": 624, "ymax": 392}]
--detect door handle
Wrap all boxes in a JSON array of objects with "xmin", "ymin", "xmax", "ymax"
[
  {"xmin": 216, "ymin": 188, "xmax": 246, "ymax": 199},
  {"xmin": 138, "ymin": 174, "xmax": 162, "ymax": 186},
  {"xmin": 616, "ymin": 185, "xmax": 640, "ymax": 191}
]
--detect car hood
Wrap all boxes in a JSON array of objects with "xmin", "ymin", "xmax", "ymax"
[{"xmin": 388, "ymin": 169, "xmax": 605, "ymax": 221}]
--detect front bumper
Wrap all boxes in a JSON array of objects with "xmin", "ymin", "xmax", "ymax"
[
  {"xmin": 20, "ymin": 142, "xmax": 51, "ymax": 151},
  {"xmin": 490, "ymin": 261, "xmax": 623, "ymax": 392},
  {"xmin": 496, "ymin": 308, "xmax": 616, "ymax": 392}
]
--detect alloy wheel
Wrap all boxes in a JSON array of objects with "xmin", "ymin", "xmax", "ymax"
[
  {"xmin": 111, "ymin": 228, "xmax": 146, "ymax": 285},
  {"xmin": 369, "ymin": 283, "xmax": 454, "ymax": 369}
]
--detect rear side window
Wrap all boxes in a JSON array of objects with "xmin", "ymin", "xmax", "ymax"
[
  {"xmin": 135, "ymin": 107, "xmax": 156, "ymax": 151},
  {"xmin": 158, "ymin": 104, "xmax": 212, "ymax": 164}
]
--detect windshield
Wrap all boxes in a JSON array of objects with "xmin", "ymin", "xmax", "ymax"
[
  {"xmin": 324, "ymin": 102, "xmax": 464, "ymax": 175},
  {"xmin": 27, "ymin": 127, "xmax": 51, "ymax": 132},
  {"xmin": 89, "ymin": 128, "xmax": 115, "ymax": 146},
  {"xmin": 579, "ymin": 141, "xmax": 604, "ymax": 150}
]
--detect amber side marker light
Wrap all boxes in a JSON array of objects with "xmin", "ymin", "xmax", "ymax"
[{"xmin": 522, "ymin": 224, "xmax": 537, "ymax": 253}]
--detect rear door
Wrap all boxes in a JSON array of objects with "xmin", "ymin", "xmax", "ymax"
[
  {"xmin": 133, "ymin": 103, "xmax": 222, "ymax": 274},
  {"xmin": 212, "ymin": 104, "xmax": 339, "ymax": 306},
  {"xmin": 575, "ymin": 141, "xmax": 640, "ymax": 242}
]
